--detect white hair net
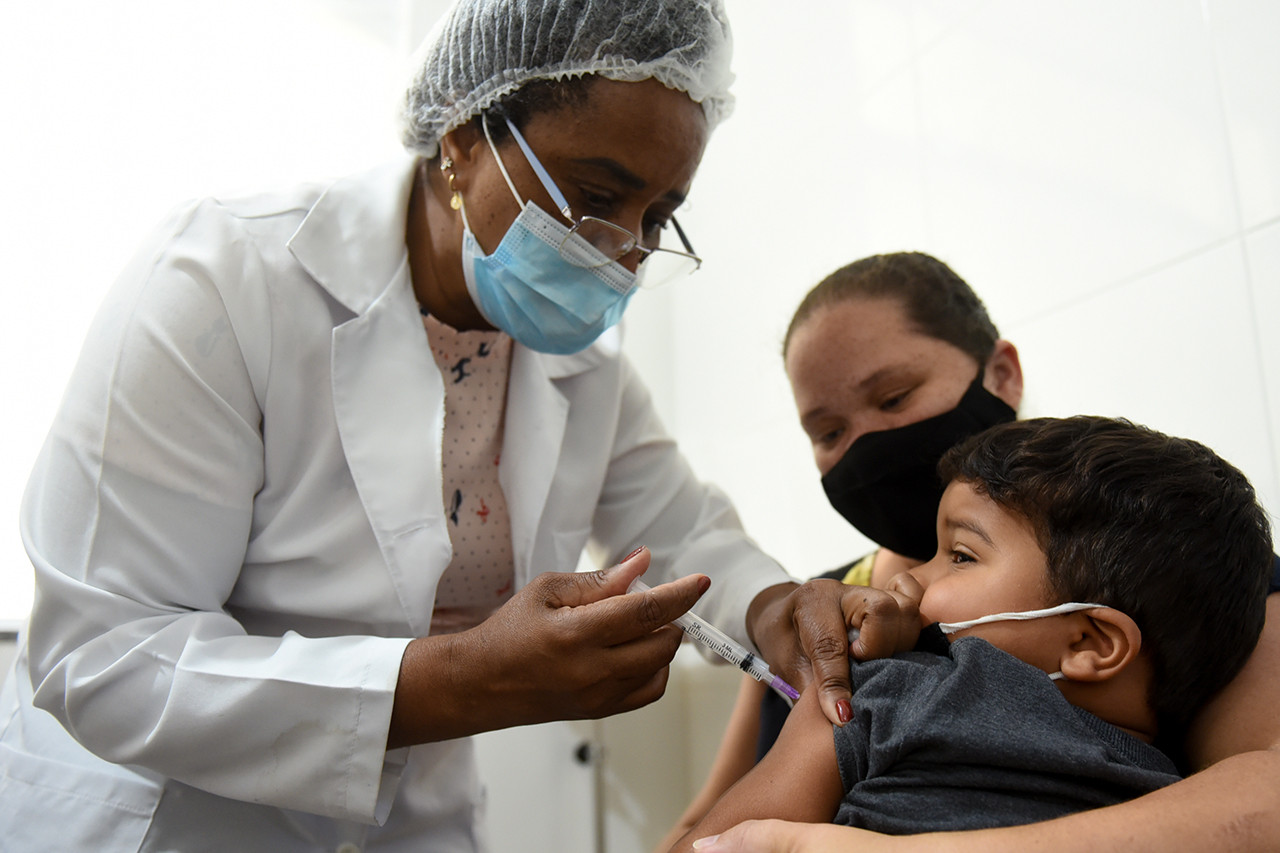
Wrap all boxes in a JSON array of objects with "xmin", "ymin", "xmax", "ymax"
[{"xmin": 401, "ymin": 0, "xmax": 734, "ymax": 157}]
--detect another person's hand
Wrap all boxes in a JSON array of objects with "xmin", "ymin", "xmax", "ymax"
[
  {"xmin": 389, "ymin": 547, "xmax": 708, "ymax": 746},
  {"xmin": 690, "ymin": 819, "xmax": 896, "ymax": 852},
  {"xmin": 745, "ymin": 574, "xmax": 924, "ymax": 726}
]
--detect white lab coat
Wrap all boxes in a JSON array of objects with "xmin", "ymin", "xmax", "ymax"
[{"xmin": 0, "ymin": 157, "xmax": 790, "ymax": 851}]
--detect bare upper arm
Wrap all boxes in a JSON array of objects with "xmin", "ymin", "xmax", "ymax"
[{"xmin": 1186, "ymin": 593, "xmax": 1280, "ymax": 768}]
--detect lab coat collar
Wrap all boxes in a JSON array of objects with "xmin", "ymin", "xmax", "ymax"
[{"xmin": 288, "ymin": 155, "xmax": 419, "ymax": 317}]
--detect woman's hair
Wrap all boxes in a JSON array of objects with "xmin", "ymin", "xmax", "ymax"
[
  {"xmin": 940, "ymin": 416, "xmax": 1273, "ymax": 752},
  {"xmin": 783, "ymin": 252, "xmax": 1000, "ymax": 364},
  {"xmin": 475, "ymin": 78, "xmax": 596, "ymax": 147}
]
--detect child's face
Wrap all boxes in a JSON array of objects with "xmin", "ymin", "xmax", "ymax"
[{"xmin": 905, "ymin": 480, "xmax": 1067, "ymax": 672}]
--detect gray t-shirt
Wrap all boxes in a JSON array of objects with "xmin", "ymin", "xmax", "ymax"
[{"xmin": 834, "ymin": 636, "xmax": 1179, "ymax": 833}]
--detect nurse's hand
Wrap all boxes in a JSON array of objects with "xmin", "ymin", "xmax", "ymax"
[
  {"xmin": 744, "ymin": 576, "xmax": 923, "ymax": 727},
  {"xmin": 388, "ymin": 547, "xmax": 707, "ymax": 747}
]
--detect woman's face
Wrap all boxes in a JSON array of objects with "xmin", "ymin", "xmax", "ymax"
[
  {"xmin": 447, "ymin": 77, "xmax": 709, "ymax": 275},
  {"xmin": 785, "ymin": 296, "xmax": 1021, "ymax": 476}
]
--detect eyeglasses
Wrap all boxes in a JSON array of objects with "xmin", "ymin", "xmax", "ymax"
[{"xmin": 491, "ymin": 115, "xmax": 702, "ymax": 289}]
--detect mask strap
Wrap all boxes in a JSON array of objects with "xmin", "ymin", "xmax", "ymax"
[
  {"xmin": 481, "ymin": 114, "xmax": 525, "ymax": 210},
  {"xmin": 504, "ymin": 118, "xmax": 574, "ymax": 220},
  {"xmin": 937, "ymin": 601, "xmax": 1106, "ymax": 635}
]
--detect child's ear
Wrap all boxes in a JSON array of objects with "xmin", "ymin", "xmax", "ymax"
[{"xmin": 1057, "ymin": 607, "xmax": 1142, "ymax": 683}]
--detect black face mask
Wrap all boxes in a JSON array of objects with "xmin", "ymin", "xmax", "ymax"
[{"xmin": 820, "ymin": 372, "xmax": 1016, "ymax": 561}]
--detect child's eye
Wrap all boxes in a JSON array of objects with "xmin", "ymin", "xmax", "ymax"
[{"xmin": 949, "ymin": 549, "xmax": 975, "ymax": 565}]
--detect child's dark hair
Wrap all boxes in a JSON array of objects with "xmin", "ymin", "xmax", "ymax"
[
  {"xmin": 783, "ymin": 252, "xmax": 999, "ymax": 363},
  {"xmin": 940, "ymin": 416, "xmax": 1272, "ymax": 748}
]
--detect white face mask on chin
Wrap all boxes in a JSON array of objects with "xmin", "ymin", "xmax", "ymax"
[{"xmin": 937, "ymin": 601, "xmax": 1106, "ymax": 682}]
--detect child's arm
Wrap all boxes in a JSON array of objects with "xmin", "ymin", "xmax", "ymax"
[
  {"xmin": 667, "ymin": 686, "xmax": 846, "ymax": 853},
  {"xmin": 653, "ymin": 677, "xmax": 769, "ymax": 853}
]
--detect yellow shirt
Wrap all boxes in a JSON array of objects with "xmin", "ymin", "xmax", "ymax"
[{"xmin": 840, "ymin": 552, "xmax": 876, "ymax": 587}]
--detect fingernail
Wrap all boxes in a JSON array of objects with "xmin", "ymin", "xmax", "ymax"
[
  {"xmin": 691, "ymin": 836, "xmax": 719, "ymax": 850},
  {"xmin": 623, "ymin": 546, "xmax": 645, "ymax": 562},
  {"xmin": 837, "ymin": 698, "xmax": 853, "ymax": 724},
  {"xmin": 697, "ymin": 575, "xmax": 711, "ymax": 594}
]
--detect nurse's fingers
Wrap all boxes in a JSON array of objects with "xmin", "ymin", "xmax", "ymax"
[
  {"xmin": 541, "ymin": 546, "xmax": 653, "ymax": 607},
  {"xmin": 786, "ymin": 583, "xmax": 857, "ymax": 726},
  {"xmin": 535, "ymin": 547, "xmax": 711, "ymax": 645},
  {"xmin": 565, "ymin": 627, "xmax": 686, "ymax": 717}
]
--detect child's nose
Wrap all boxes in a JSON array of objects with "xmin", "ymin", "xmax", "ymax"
[{"xmin": 905, "ymin": 557, "xmax": 946, "ymax": 589}]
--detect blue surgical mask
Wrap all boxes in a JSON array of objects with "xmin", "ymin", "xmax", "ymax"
[
  {"xmin": 456, "ymin": 123, "xmax": 638, "ymax": 355},
  {"xmin": 937, "ymin": 601, "xmax": 1106, "ymax": 681}
]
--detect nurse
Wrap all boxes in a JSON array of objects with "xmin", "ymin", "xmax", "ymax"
[{"xmin": 0, "ymin": 1, "xmax": 860, "ymax": 849}]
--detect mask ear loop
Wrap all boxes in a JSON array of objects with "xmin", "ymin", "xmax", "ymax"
[
  {"xmin": 481, "ymin": 114, "xmax": 526, "ymax": 211},
  {"xmin": 937, "ymin": 601, "xmax": 1106, "ymax": 683},
  {"xmin": 503, "ymin": 117, "xmax": 574, "ymax": 221},
  {"xmin": 937, "ymin": 601, "xmax": 1107, "ymax": 635}
]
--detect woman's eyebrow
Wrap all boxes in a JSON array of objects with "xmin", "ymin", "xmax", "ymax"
[{"xmin": 569, "ymin": 157, "xmax": 688, "ymax": 205}]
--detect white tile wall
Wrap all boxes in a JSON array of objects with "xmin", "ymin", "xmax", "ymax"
[
  {"xmin": 628, "ymin": 1, "xmax": 1280, "ymax": 576},
  {"xmin": 1245, "ymin": 221, "xmax": 1280, "ymax": 501},
  {"xmin": 1207, "ymin": 0, "xmax": 1280, "ymax": 229}
]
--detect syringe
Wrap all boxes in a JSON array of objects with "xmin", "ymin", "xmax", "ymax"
[{"xmin": 629, "ymin": 578, "xmax": 800, "ymax": 703}]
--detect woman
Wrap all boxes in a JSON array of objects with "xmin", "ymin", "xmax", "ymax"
[
  {"xmin": 0, "ymin": 2, "xmax": 860, "ymax": 849},
  {"xmin": 670, "ymin": 253, "xmax": 1280, "ymax": 852}
]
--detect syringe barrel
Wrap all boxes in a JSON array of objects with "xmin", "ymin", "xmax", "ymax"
[{"xmin": 629, "ymin": 577, "xmax": 772, "ymax": 683}]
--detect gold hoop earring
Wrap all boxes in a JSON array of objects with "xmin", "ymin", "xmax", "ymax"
[
  {"xmin": 448, "ymin": 174, "xmax": 462, "ymax": 210},
  {"xmin": 440, "ymin": 157, "xmax": 462, "ymax": 210}
]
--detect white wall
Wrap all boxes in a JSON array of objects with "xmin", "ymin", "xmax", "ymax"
[
  {"xmin": 2, "ymin": 2, "xmax": 1277, "ymax": 851},
  {"xmin": 7, "ymin": 0, "xmax": 1274, "ymax": 642},
  {"xmin": 0, "ymin": 0, "xmax": 450, "ymax": 626},
  {"xmin": 627, "ymin": 0, "xmax": 1280, "ymax": 584}
]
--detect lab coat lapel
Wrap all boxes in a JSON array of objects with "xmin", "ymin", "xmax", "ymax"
[
  {"xmin": 330, "ymin": 277, "xmax": 450, "ymax": 636},
  {"xmin": 503, "ymin": 346, "xmax": 568, "ymax": 587},
  {"xmin": 502, "ymin": 330, "xmax": 617, "ymax": 586},
  {"xmin": 291, "ymin": 156, "xmax": 451, "ymax": 636}
]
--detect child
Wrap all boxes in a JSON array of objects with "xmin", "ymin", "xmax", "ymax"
[{"xmin": 671, "ymin": 416, "xmax": 1273, "ymax": 850}]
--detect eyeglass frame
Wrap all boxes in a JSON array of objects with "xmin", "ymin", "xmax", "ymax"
[{"xmin": 485, "ymin": 114, "xmax": 703, "ymax": 277}]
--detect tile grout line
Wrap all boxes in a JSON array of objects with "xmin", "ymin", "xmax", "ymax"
[{"xmin": 1198, "ymin": 0, "xmax": 1280, "ymax": 494}]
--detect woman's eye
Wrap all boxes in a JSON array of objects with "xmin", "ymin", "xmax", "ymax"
[
  {"xmin": 641, "ymin": 216, "xmax": 670, "ymax": 242},
  {"xmin": 949, "ymin": 549, "xmax": 975, "ymax": 565},
  {"xmin": 577, "ymin": 188, "xmax": 616, "ymax": 214},
  {"xmin": 815, "ymin": 427, "xmax": 844, "ymax": 447},
  {"xmin": 880, "ymin": 390, "xmax": 911, "ymax": 412}
]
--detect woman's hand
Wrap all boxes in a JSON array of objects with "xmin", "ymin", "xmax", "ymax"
[
  {"xmin": 388, "ymin": 547, "xmax": 708, "ymax": 746},
  {"xmin": 745, "ymin": 573, "xmax": 925, "ymax": 726},
  {"xmin": 690, "ymin": 819, "xmax": 898, "ymax": 852}
]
